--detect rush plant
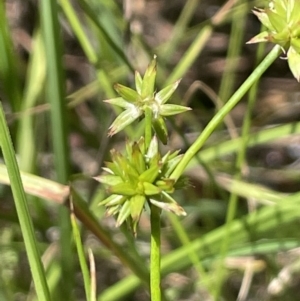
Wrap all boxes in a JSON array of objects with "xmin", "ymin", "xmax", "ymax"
[
  {"xmin": 94, "ymin": 56, "xmax": 190, "ymax": 300},
  {"xmin": 3, "ymin": 0, "xmax": 300, "ymax": 300}
]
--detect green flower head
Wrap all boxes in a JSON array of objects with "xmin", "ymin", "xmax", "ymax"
[
  {"xmin": 247, "ymin": 0, "xmax": 300, "ymax": 81},
  {"xmin": 94, "ymin": 136, "xmax": 187, "ymax": 235},
  {"xmin": 104, "ymin": 56, "xmax": 191, "ymax": 144}
]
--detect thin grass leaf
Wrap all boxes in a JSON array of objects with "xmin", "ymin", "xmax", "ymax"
[
  {"xmin": 70, "ymin": 200, "xmax": 91, "ymax": 301},
  {"xmin": 0, "ymin": 103, "xmax": 51, "ymax": 301},
  {"xmin": 40, "ymin": 0, "xmax": 73, "ymax": 297},
  {"xmin": 165, "ymin": 0, "xmax": 236, "ymax": 85},
  {"xmin": 59, "ymin": 0, "xmax": 98, "ymax": 64},
  {"xmin": 16, "ymin": 30, "xmax": 45, "ymax": 172},
  {"xmin": 76, "ymin": 0, "xmax": 134, "ymax": 72},
  {"xmin": 160, "ymin": 0, "xmax": 199, "ymax": 61},
  {"xmin": 194, "ymin": 121, "xmax": 300, "ymax": 165},
  {"xmin": 0, "ymin": 2, "xmax": 22, "ymax": 111}
]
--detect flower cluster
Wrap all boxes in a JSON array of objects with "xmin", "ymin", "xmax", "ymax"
[
  {"xmin": 247, "ymin": 0, "xmax": 300, "ymax": 81},
  {"xmin": 94, "ymin": 136, "xmax": 187, "ymax": 234},
  {"xmin": 105, "ymin": 55, "xmax": 191, "ymax": 144}
]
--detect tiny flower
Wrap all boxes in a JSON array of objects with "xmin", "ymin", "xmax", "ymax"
[
  {"xmin": 94, "ymin": 136, "xmax": 187, "ymax": 235},
  {"xmin": 247, "ymin": 0, "xmax": 300, "ymax": 81},
  {"xmin": 104, "ymin": 56, "xmax": 191, "ymax": 144}
]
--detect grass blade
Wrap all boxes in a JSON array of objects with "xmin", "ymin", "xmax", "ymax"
[
  {"xmin": 0, "ymin": 2, "xmax": 22, "ymax": 112},
  {"xmin": 40, "ymin": 0, "xmax": 73, "ymax": 298},
  {"xmin": 70, "ymin": 200, "xmax": 92, "ymax": 301},
  {"xmin": 0, "ymin": 103, "xmax": 51, "ymax": 301}
]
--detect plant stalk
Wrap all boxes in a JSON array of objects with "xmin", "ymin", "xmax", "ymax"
[
  {"xmin": 150, "ymin": 204, "xmax": 162, "ymax": 301},
  {"xmin": 170, "ymin": 44, "xmax": 282, "ymax": 181}
]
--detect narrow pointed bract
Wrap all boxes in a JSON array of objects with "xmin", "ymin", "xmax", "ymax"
[
  {"xmin": 141, "ymin": 55, "xmax": 157, "ymax": 98},
  {"xmin": 155, "ymin": 79, "xmax": 181, "ymax": 105},
  {"xmin": 135, "ymin": 71, "xmax": 143, "ymax": 94},
  {"xmin": 114, "ymin": 84, "xmax": 140, "ymax": 103},
  {"xmin": 108, "ymin": 107, "xmax": 142, "ymax": 136}
]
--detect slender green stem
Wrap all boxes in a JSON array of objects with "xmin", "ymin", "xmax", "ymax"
[
  {"xmin": 170, "ymin": 44, "xmax": 282, "ymax": 181},
  {"xmin": 150, "ymin": 204, "xmax": 162, "ymax": 301},
  {"xmin": 144, "ymin": 106, "xmax": 152, "ymax": 149},
  {"xmin": 146, "ymin": 103, "xmax": 160, "ymax": 300}
]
